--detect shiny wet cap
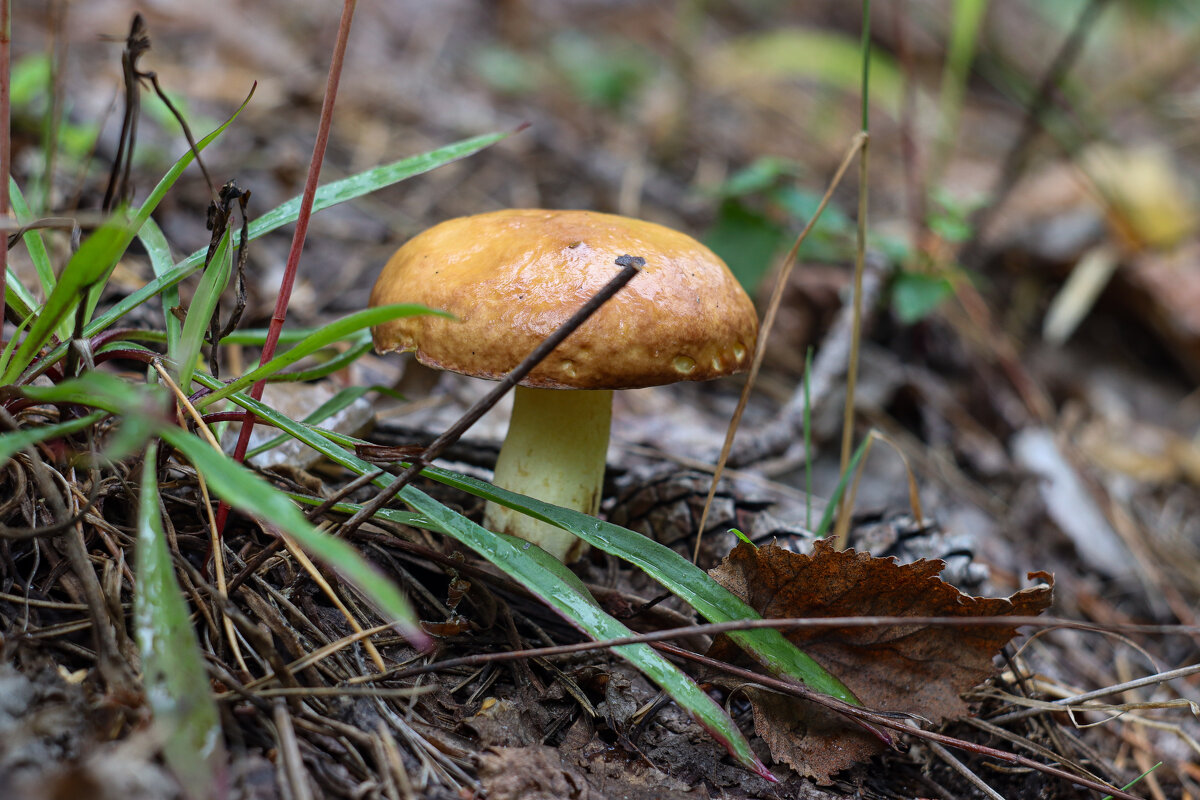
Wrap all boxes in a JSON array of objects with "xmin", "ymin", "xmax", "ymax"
[{"xmin": 369, "ymin": 209, "xmax": 758, "ymax": 390}]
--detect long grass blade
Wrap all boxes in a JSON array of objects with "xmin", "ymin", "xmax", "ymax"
[
  {"xmin": 196, "ymin": 304, "xmax": 447, "ymax": 408},
  {"xmin": 383, "ymin": 493, "xmax": 774, "ymax": 780},
  {"xmin": 0, "ymin": 410, "xmax": 105, "ymax": 463},
  {"xmin": 2, "ymin": 213, "xmax": 134, "ymax": 384},
  {"xmin": 288, "ymin": 487, "xmax": 775, "ymax": 780},
  {"xmin": 36, "ymin": 132, "xmax": 507, "ymax": 375},
  {"xmin": 174, "ymin": 229, "xmax": 232, "ymax": 389},
  {"xmin": 3, "ymin": 264, "xmax": 36, "ymax": 322},
  {"xmin": 135, "ymin": 441, "xmax": 228, "ymax": 798},
  {"xmin": 16, "ymin": 373, "xmax": 427, "ymax": 648},
  {"xmin": 7, "ymin": 177, "xmax": 56, "ymax": 298},
  {"xmin": 138, "ymin": 217, "xmax": 182, "ymax": 354}
]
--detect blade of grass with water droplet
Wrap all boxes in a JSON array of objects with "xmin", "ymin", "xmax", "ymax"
[{"xmin": 135, "ymin": 441, "xmax": 228, "ymax": 798}]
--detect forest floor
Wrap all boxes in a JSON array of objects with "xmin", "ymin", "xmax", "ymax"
[{"xmin": 3, "ymin": 2, "xmax": 1199, "ymax": 799}]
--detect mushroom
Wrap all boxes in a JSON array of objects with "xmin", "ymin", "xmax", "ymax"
[{"xmin": 369, "ymin": 209, "xmax": 758, "ymax": 562}]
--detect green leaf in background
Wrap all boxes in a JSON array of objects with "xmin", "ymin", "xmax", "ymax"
[
  {"xmin": 705, "ymin": 199, "xmax": 786, "ymax": 293},
  {"xmin": 927, "ymin": 188, "xmax": 977, "ymax": 244},
  {"xmin": 714, "ymin": 157, "xmax": 802, "ymax": 199},
  {"xmin": 472, "ymin": 44, "xmax": 543, "ymax": 95},
  {"xmin": 891, "ymin": 271, "xmax": 954, "ymax": 324},
  {"xmin": 707, "ymin": 27, "xmax": 905, "ymax": 117},
  {"xmin": 549, "ymin": 30, "xmax": 655, "ymax": 110},
  {"xmin": 135, "ymin": 442, "xmax": 228, "ymax": 799}
]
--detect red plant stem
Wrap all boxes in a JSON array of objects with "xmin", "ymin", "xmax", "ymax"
[
  {"xmin": 0, "ymin": 0, "xmax": 11, "ymax": 334},
  {"xmin": 217, "ymin": 0, "xmax": 357, "ymax": 531}
]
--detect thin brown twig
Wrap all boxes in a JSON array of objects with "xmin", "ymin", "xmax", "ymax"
[
  {"xmin": 654, "ymin": 642, "xmax": 1142, "ymax": 800},
  {"xmin": 0, "ymin": 0, "xmax": 10, "ymax": 334},
  {"xmin": 221, "ymin": 0, "xmax": 359, "ymax": 532},
  {"xmin": 338, "ymin": 254, "xmax": 645, "ymax": 537},
  {"xmin": 369, "ymin": 614, "xmax": 1196, "ymax": 684},
  {"xmin": 837, "ymin": 130, "xmax": 870, "ymax": 545}
]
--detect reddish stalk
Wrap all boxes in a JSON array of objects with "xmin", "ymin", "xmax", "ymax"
[
  {"xmin": 217, "ymin": 0, "xmax": 358, "ymax": 531},
  {"xmin": 1, "ymin": 0, "xmax": 11, "ymax": 333}
]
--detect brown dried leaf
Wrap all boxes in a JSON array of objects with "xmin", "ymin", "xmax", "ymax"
[
  {"xmin": 477, "ymin": 746, "xmax": 592, "ymax": 800},
  {"xmin": 709, "ymin": 541, "xmax": 1052, "ymax": 781}
]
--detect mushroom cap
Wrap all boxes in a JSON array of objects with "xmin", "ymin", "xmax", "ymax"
[{"xmin": 369, "ymin": 209, "xmax": 758, "ymax": 390}]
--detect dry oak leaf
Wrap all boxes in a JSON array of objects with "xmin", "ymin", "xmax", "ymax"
[{"xmin": 708, "ymin": 540, "xmax": 1052, "ymax": 782}]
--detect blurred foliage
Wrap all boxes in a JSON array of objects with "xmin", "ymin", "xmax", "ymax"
[
  {"xmin": 705, "ymin": 27, "xmax": 904, "ymax": 118},
  {"xmin": 473, "ymin": 30, "xmax": 656, "ymax": 112},
  {"xmin": 703, "ymin": 157, "xmax": 855, "ymax": 292},
  {"xmin": 11, "ymin": 53, "xmax": 98, "ymax": 161}
]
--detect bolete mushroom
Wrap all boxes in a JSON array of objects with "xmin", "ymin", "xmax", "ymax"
[{"xmin": 370, "ymin": 209, "xmax": 757, "ymax": 562}]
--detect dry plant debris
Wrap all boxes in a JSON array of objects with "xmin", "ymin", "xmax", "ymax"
[{"xmin": 708, "ymin": 541, "xmax": 1053, "ymax": 781}]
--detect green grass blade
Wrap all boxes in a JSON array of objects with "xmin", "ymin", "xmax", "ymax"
[
  {"xmin": 0, "ymin": 411, "xmax": 106, "ymax": 464},
  {"xmin": 16, "ymin": 372, "xmax": 426, "ymax": 648},
  {"xmin": 246, "ymin": 131, "xmax": 508, "ymax": 244},
  {"xmin": 135, "ymin": 441, "xmax": 227, "ymax": 797},
  {"xmin": 307, "ymin": 492, "xmax": 774, "ymax": 780},
  {"xmin": 3, "ymin": 213, "xmax": 136, "ymax": 384},
  {"xmin": 260, "ymin": 335, "xmax": 374, "ymax": 384},
  {"xmin": 138, "ymin": 217, "xmax": 182, "ymax": 354},
  {"xmin": 418, "ymin": 464, "xmax": 858, "ymax": 704},
  {"xmin": 3, "ymin": 266, "xmax": 37, "ymax": 322},
  {"xmin": 77, "ymin": 87, "xmax": 256, "ymax": 336},
  {"xmin": 8, "ymin": 177, "xmax": 57, "ymax": 300},
  {"xmin": 218, "ymin": 328, "xmax": 319, "ymax": 346},
  {"xmin": 156, "ymin": 426, "xmax": 425, "ymax": 646},
  {"xmin": 0, "ymin": 311, "xmax": 33, "ymax": 378},
  {"xmin": 196, "ymin": 376, "xmax": 857, "ymax": 705},
  {"xmin": 77, "ymin": 132, "xmax": 507, "ymax": 345},
  {"xmin": 246, "ymin": 385, "xmax": 372, "ymax": 460},
  {"xmin": 934, "ymin": 0, "xmax": 989, "ymax": 178},
  {"xmin": 195, "ymin": 304, "xmax": 447, "ymax": 408},
  {"xmin": 815, "ymin": 436, "xmax": 871, "ymax": 538},
  {"xmin": 175, "ymin": 229, "xmax": 233, "ymax": 390}
]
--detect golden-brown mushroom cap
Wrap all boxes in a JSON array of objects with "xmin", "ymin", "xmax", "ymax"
[{"xmin": 369, "ymin": 209, "xmax": 758, "ymax": 390}]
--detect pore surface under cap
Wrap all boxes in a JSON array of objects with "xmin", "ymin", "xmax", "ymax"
[{"xmin": 369, "ymin": 209, "xmax": 758, "ymax": 390}]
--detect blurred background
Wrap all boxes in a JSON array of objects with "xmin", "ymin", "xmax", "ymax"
[{"xmin": 9, "ymin": 1, "xmax": 1200, "ymax": 796}]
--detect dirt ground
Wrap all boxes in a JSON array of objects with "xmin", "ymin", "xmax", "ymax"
[{"xmin": 4, "ymin": 1, "xmax": 1200, "ymax": 798}]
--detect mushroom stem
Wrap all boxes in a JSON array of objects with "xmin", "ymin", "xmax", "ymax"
[{"xmin": 483, "ymin": 385, "xmax": 612, "ymax": 562}]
